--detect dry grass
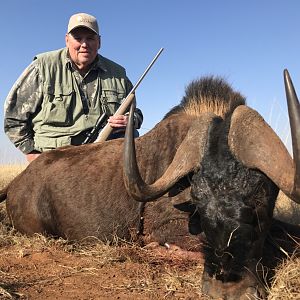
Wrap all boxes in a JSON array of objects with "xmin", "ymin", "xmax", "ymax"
[
  {"xmin": 0, "ymin": 207, "xmax": 205, "ymax": 299},
  {"xmin": 268, "ymin": 257, "xmax": 300, "ymax": 300},
  {"xmin": 0, "ymin": 164, "xmax": 26, "ymax": 189}
]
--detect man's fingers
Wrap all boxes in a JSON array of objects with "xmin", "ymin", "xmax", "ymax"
[{"xmin": 108, "ymin": 115, "xmax": 128, "ymax": 127}]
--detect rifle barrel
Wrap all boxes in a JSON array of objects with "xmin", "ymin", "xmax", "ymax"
[
  {"xmin": 126, "ymin": 48, "xmax": 164, "ymax": 98},
  {"xmin": 95, "ymin": 48, "xmax": 164, "ymax": 142}
]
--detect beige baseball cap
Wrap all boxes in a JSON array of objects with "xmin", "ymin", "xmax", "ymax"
[{"xmin": 67, "ymin": 13, "xmax": 99, "ymax": 35}]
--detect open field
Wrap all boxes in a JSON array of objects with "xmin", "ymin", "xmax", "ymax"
[{"xmin": 0, "ymin": 164, "xmax": 299, "ymax": 299}]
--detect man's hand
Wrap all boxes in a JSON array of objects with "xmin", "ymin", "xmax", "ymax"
[{"xmin": 107, "ymin": 115, "xmax": 128, "ymax": 128}]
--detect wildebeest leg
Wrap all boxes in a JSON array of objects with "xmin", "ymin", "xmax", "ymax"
[
  {"xmin": 136, "ymin": 202, "xmax": 145, "ymax": 236},
  {"xmin": 144, "ymin": 241, "xmax": 204, "ymax": 261},
  {"xmin": 6, "ymin": 187, "xmax": 61, "ymax": 237},
  {"xmin": 143, "ymin": 198, "xmax": 203, "ymax": 252}
]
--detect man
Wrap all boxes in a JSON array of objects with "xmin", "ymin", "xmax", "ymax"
[{"xmin": 4, "ymin": 13, "xmax": 143, "ymax": 162}]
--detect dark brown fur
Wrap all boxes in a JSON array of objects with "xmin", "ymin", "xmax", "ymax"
[{"xmin": 2, "ymin": 113, "xmax": 199, "ymax": 245}]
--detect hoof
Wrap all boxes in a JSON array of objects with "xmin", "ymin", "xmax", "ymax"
[{"xmin": 143, "ymin": 242, "xmax": 204, "ymax": 262}]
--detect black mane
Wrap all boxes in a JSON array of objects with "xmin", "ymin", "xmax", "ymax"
[{"xmin": 164, "ymin": 76, "xmax": 246, "ymax": 119}]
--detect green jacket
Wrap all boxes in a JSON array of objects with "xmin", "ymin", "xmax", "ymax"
[{"xmin": 4, "ymin": 48, "xmax": 143, "ymax": 153}]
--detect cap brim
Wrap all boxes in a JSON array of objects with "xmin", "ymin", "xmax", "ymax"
[{"xmin": 68, "ymin": 25, "xmax": 98, "ymax": 35}]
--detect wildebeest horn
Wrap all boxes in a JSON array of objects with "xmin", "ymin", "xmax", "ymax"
[
  {"xmin": 229, "ymin": 69, "xmax": 300, "ymax": 203},
  {"xmin": 123, "ymin": 99, "xmax": 156, "ymax": 201},
  {"xmin": 284, "ymin": 69, "xmax": 300, "ymax": 199},
  {"xmin": 123, "ymin": 100, "xmax": 216, "ymax": 202}
]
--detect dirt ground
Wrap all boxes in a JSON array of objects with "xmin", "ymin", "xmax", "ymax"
[
  {"xmin": 0, "ymin": 233, "xmax": 209, "ymax": 300},
  {"xmin": 1, "ymin": 221, "xmax": 300, "ymax": 300}
]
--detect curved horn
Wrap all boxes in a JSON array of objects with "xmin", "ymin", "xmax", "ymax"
[
  {"xmin": 228, "ymin": 70, "xmax": 300, "ymax": 203},
  {"xmin": 123, "ymin": 100, "xmax": 168, "ymax": 201},
  {"xmin": 284, "ymin": 69, "xmax": 300, "ymax": 199},
  {"xmin": 123, "ymin": 102, "xmax": 217, "ymax": 202}
]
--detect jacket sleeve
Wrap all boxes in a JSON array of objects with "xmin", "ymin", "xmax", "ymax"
[
  {"xmin": 4, "ymin": 61, "xmax": 43, "ymax": 154},
  {"xmin": 125, "ymin": 77, "xmax": 143, "ymax": 129}
]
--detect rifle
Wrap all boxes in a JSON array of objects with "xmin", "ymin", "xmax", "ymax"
[{"xmin": 82, "ymin": 48, "xmax": 164, "ymax": 144}]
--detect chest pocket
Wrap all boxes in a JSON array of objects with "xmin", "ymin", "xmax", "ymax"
[
  {"xmin": 42, "ymin": 85, "xmax": 75, "ymax": 126},
  {"xmin": 101, "ymin": 89, "xmax": 125, "ymax": 116}
]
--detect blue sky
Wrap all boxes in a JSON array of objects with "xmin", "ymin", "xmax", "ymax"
[{"xmin": 1, "ymin": 0, "xmax": 299, "ymax": 163}]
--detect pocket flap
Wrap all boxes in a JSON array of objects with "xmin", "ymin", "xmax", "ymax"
[
  {"xmin": 44, "ymin": 85, "xmax": 73, "ymax": 96},
  {"xmin": 102, "ymin": 89, "xmax": 124, "ymax": 102}
]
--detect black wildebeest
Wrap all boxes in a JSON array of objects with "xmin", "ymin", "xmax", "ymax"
[
  {"xmin": 0, "ymin": 71, "xmax": 299, "ymax": 299},
  {"xmin": 123, "ymin": 70, "xmax": 300, "ymax": 299}
]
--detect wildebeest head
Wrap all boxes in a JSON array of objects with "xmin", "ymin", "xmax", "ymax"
[{"xmin": 123, "ymin": 70, "xmax": 300, "ymax": 299}]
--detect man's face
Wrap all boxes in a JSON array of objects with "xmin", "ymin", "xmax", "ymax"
[{"xmin": 66, "ymin": 27, "xmax": 100, "ymax": 72}]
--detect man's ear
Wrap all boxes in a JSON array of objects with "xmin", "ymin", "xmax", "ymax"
[
  {"xmin": 98, "ymin": 35, "xmax": 101, "ymax": 50},
  {"xmin": 173, "ymin": 201, "xmax": 196, "ymax": 212},
  {"xmin": 173, "ymin": 201, "xmax": 203, "ymax": 235},
  {"xmin": 65, "ymin": 34, "xmax": 69, "ymax": 48}
]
